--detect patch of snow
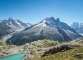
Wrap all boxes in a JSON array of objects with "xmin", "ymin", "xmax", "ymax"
[
  {"xmin": 6, "ymin": 22, "xmax": 16, "ymax": 28},
  {"xmin": 63, "ymin": 29, "xmax": 75, "ymax": 35},
  {"xmin": 0, "ymin": 21, "xmax": 2, "ymax": 22},
  {"xmin": 35, "ymin": 20, "xmax": 47, "ymax": 27},
  {"xmin": 2, "ymin": 28, "xmax": 25, "ymax": 42},
  {"xmin": 27, "ymin": 23, "xmax": 32, "ymax": 27},
  {"xmin": 67, "ymin": 30, "xmax": 75, "ymax": 34},
  {"xmin": 10, "ymin": 21, "xmax": 12, "ymax": 24},
  {"xmin": 15, "ymin": 20, "xmax": 24, "ymax": 28},
  {"xmin": 6, "ymin": 23, "xmax": 8, "ymax": 25},
  {"xmin": 16, "ymin": 28, "xmax": 25, "ymax": 32},
  {"xmin": 80, "ymin": 34, "xmax": 83, "ymax": 36},
  {"xmin": 42, "ymin": 20, "xmax": 47, "ymax": 27},
  {"xmin": 1, "ymin": 32, "xmax": 15, "ymax": 42}
]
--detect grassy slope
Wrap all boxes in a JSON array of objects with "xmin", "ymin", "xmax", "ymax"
[{"xmin": 32, "ymin": 47, "xmax": 83, "ymax": 60}]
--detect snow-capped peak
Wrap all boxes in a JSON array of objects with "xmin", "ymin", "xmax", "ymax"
[
  {"xmin": 47, "ymin": 16, "xmax": 54, "ymax": 19},
  {"xmin": 42, "ymin": 20, "xmax": 47, "ymax": 27},
  {"xmin": 48, "ymin": 16, "xmax": 53, "ymax": 18},
  {"xmin": 34, "ymin": 16, "xmax": 58, "ymax": 28},
  {"xmin": 35, "ymin": 20, "xmax": 47, "ymax": 27},
  {"xmin": 8, "ymin": 17, "xmax": 13, "ymax": 20},
  {"xmin": 15, "ymin": 20, "xmax": 24, "ymax": 28}
]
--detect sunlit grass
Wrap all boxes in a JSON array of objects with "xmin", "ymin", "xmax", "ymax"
[{"xmin": 31, "ymin": 47, "xmax": 83, "ymax": 60}]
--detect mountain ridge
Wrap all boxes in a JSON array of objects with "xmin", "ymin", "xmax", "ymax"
[
  {"xmin": 0, "ymin": 17, "xmax": 32, "ymax": 40},
  {"xmin": 6, "ymin": 16, "xmax": 82, "ymax": 45},
  {"xmin": 71, "ymin": 22, "xmax": 83, "ymax": 35}
]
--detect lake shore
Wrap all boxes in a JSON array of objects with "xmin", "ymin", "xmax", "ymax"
[
  {"xmin": 0, "ymin": 53, "xmax": 27, "ymax": 60},
  {"xmin": 0, "ymin": 52, "xmax": 27, "ymax": 58}
]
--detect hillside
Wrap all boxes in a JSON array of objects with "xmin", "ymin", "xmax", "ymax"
[
  {"xmin": 23, "ymin": 38, "xmax": 83, "ymax": 60},
  {"xmin": 0, "ymin": 38, "xmax": 83, "ymax": 60},
  {"xmin": 31, "ymin": 47, "xmax": 83, "ymax": 60}
]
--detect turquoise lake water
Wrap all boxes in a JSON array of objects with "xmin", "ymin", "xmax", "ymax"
[{"xmin": 0, "ymin": 53, "xmax": 26, "ymax": 60}]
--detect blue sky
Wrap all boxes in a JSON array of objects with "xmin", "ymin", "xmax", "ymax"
[{"xmin": 0, "ymin": 0, "xmax": 83, "ymax": 25}]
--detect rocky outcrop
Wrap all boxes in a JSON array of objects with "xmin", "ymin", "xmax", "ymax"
[
  {"xmin": 75, "ymin": 53, "xmax": 83, "ymax": 58},
  {"xmin": 41, "ymin": 44, "xmax": 81, "ymax": 57}
]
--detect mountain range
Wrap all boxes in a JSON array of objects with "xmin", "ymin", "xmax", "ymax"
[
  {"xmin": 6, "ymin": 16, "xmax": 82, "ymax": 45},
  {"xmin": 0, "ymin": 18, "xmax": 31, "ymax": 39},
  {"xmin": 71, "ymin": 22, "xmax": 83, "ymax": 35}
]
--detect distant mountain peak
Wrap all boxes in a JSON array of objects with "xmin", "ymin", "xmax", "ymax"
[
  {"xmin": 45, "ymin": 16, "xmax": 60, "ymax": 23},
  {"xmin": 47, "ymin": 16, "xmax": 53, "ymax": 18},
  {"xmin": 71, "ymin": 22, "xmax": 83, "ymax": 34},
  {"xmin": 56, "ymin": 18, "xmax": 60, "ymax": 20},
  {"xmin": 45, "ymin": 16, "xmax": 54, "ymax": 20},
  {"xmin": 8, "ymin": 17, "xmax": 13, "ymax": 20}
]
